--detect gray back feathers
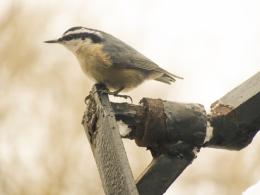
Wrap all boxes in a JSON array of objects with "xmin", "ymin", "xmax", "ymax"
[{"xmin": 102, "ymin": 32, "xmax": 183, "ymax": 81}]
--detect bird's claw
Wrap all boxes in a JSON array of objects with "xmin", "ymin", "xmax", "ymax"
[
  {"xmin": 84, "ymin": 89, "xmax": 133, "ymax": 104},
  {"xmin": 113, "ymin": 94, "xmax": 133, "ymax": 103},
  {"xmin": 99, "ymin": 89, "xmax": 133, "ymax": 103},
  {"xmin": 84, "ymin": 94, "xmax": 91, "ymax": 104},
  {"xmin": 84, "ymin": 90, "xmax": 98, "ymax": 104}
]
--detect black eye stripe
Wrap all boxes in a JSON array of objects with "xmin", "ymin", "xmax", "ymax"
[{"xmin": 60, "ymin": 32, "xmax": 102, "ymax": 43}]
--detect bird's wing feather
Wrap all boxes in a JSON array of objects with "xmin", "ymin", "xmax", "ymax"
[
  {"xmin": 103, "ymin": 33, "xmax": 159, "ymax": 70},
  {"xmin": 103, "ymin": 33, "xmax": 183, "ymax": 79}
]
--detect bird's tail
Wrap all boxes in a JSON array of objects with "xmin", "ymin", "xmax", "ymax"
[{"xmin": 155, "ymin": 68, "xmax": 183, "ymax": 84}]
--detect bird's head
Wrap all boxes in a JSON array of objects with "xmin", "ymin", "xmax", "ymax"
[{"xmin": 45, "ymin": 26, "xmax": 103, "ymax": 53}]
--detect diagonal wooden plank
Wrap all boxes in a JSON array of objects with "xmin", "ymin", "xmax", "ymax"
[
  {"xmin": 207, "ymin": 71, "xmax": 260, "ymax": 149},
  {"xmin": 136, "ymin": 155, "xmax": 193, "ymax": 195},
  {"xmin": 82, "ymin": 84, "xmax": 139, "ymax": 195}
]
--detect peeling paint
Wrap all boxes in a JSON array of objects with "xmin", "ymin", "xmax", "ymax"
[
  {"xmin": 211, "ymin": 100, "xmax": 233, "ymax": 116},
  {"xmin": 192, "ymin": 147, "xmax": 200, "ymax": 157},
  {"xmin": 117, "ymin": 120, "xmax": 132, "ymax": 137},
  {"xmin": 203, "ymin": 122, "xmax": 213, "ymax": 143}
]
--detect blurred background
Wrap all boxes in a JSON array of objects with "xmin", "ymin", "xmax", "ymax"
[{"xmin": 0, "ymin": 0, "xmax": 259, "ymax": 194}]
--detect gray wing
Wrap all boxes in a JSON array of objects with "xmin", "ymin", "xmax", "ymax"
[{"xmin": 102, "ymin": 33, "xmax": 183, "ymax": 79}]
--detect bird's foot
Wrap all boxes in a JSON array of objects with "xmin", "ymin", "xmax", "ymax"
[
  {"xmin": 84, "ymin": 94, "xmax": 92, "ymax": 104},
  {"xmin": 84, "ymin": 88, "xmax": 132, "ymax": 104},
  {"xmin": 99, "ymin": 88, "xmax": 133, "ymax": 103},
  {"xmin": 112, "ymin": 93, "xmax": 133, "ymax": 103}
]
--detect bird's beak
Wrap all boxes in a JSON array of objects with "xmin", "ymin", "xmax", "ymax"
[{"xmin": 44, "ymin": 39, "xmax": 60, "ymax": 43}]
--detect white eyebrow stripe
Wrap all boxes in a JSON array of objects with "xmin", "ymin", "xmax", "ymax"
[{"xmin": 64, "ymin": 28, "xmax": 102, "ymax": 37}]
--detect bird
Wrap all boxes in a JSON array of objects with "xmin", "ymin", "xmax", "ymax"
[{"xmin": 45, "ymin": 26, "xmax": 183, "ymax": 101}]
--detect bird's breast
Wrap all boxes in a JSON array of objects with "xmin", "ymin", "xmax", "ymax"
[
  {"xmin": 76, "ymin": 44, "xmax": 111, "ymax": 78},
  {"xmin": 76, "ymin": 44, "xmax": 147, "ymax": 90}
]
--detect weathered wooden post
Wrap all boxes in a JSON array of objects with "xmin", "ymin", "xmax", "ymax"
[{"xmin": 82, "ymin": 84, "xmax": 139, "ymax": 195}]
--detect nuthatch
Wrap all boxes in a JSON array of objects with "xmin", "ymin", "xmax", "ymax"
[{"xmin": 45, "ymin": 26, "xmax": 183, "ymax": 99}]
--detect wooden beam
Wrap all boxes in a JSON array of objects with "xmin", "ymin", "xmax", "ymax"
[
  {"xmin": 82, "ymin": 84, "xmax": 139, "ymax": 195},
  {"xmin": 136, "ymin": 154, "xmax": 194, "ymax": 195},
  {"xmin": 206, "ymin": 71, "xmax": 260, "ymax": 150},
  {"xmin": 112, "ymin": 99, "xmax": 207, "ymax": 195}
]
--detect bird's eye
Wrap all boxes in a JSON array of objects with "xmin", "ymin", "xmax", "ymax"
[{"xmin": 62, "ymin": 35, "xmax": 73, "ymax": 41}]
